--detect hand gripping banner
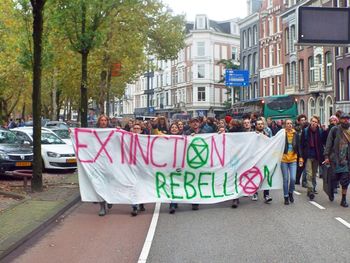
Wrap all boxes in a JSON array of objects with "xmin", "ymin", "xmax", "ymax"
[{"xmin": 71, "ymin": 129, "xmax": 285, "ymax": 204}]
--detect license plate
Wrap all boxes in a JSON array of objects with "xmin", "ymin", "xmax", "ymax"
[
  {"xmin": 16, "ymin": 162, "xmax": 32, "ymax": 167},
  {"xmin": 66, "ymin": 158, "xmax": 76, "ymax": 163}
]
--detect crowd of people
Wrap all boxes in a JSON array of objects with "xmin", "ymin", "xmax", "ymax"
[{"xmin": 94, "ymin": 110, "xmax": 350, "ymax": 216}]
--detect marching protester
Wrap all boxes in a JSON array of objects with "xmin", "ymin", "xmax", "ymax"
[
  {"xmin": 295, "ymin": 114, "xmax": 308, "ymax": 187},
  {"xmin": 96, "ymin": 115, "xmax": 113, "ymax": 216},
  {"xmin": 231, "ymin": 117, "xmax": 253, "ymax": 208},
  {"xmin": 131, "ymin": 122, "xmax": 146, "ymax": 216},
  {"xmin": 281, "ymin": 119, "xmax": 301, "ymax": 205},
  {"xmin": 253, "ymin": 118, "xmax": 273, "ymax": 203},
  {"xmin": 185, "ymin": 116, "xmax": 206, "ymax": 210},
  {"xmin": 168, "ymin": 122, "xmax": 182, "ymax": 214},
  {"xmin": 324, "ymin": 113, "xmax": 350, "ymax": 207},
  {"xmin": 301, "ymin": 115, "xmax": 325, "ymax": 200}
]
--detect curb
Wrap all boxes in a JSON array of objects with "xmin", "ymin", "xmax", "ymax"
[{"xmin": 0, "ymin": 192, "xmax": 81, "ymax": 261}]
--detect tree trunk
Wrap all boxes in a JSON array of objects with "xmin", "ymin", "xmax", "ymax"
[
  {"xmin": 30, "ymin": 0, "xmax": 45, "ymax": 192},
  {"xmin": 80, "ymin": 3, "xmax": 88, "ymax": 127},
  {"xmin": 99, "ymin": 70, "xmax": 107, "ymax": 115},
  {"xmin": 106, "ymin": 69, "xmax": 112, "ymax": 117},
  {"xmin": 51, "ymin": 68, "xmax": 57, "ymax": 120}
]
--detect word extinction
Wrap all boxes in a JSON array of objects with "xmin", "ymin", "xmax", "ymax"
[{"xmin": 74, "ymin": 128, "xmax": 226, "ymax": 169}]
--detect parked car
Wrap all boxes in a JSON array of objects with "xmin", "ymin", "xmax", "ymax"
[
  {"xmin": 47, "ymin": 128, "xmax": 72, "ymax": 145},
  {"xmin": 0, "ymin": 128, "xmax": 33, "ymax": 175},
  {"xmin": 12, "ymin": 127, "xmax": 76, "ymax": 171},
  {"xmin": 44, "ymin": 121, "xmax": 69, "ymax": 129}
]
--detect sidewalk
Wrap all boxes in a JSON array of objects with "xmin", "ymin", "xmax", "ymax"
[{"xmin": 0, "ymin": 172, "xmax": 80, "ymax": 260}]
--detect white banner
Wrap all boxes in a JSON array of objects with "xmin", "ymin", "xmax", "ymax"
[{"xmin": 71, "ymin": 129, "xmax": 285, "ymax": 204}]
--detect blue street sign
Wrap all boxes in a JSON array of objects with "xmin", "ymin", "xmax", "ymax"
[
  {"xmin": 225, "ymin": 70, "xmax": 249, "ymax": 87},
  {"xmin": 148, "ymin": 107, "xmax": 155, "ymax": 113}
]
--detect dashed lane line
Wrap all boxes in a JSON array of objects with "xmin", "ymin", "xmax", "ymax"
[
  {"xmin": 138, "ymin": 202, "xmax": 161, "ymax": 263},
  {"xmin": 309, "ymin": 201, "xmax": 326, "ymax": 210},
  {"xmin": 335, "ymin": 217, "xmax": 350, "ymax": 229}
]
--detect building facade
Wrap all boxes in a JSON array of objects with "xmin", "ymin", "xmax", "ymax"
[
  {"xmin": 122, "ymin": 15, "xmax": 241, "ymax": 119},
  {"xmin": 239, "ymin": 0, "xmax": 262, "ymax": 100}
]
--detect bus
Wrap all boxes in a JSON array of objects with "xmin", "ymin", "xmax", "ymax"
[{"xmin": 231, "ymin": 95, "xmax": 298, "ymax": 120}]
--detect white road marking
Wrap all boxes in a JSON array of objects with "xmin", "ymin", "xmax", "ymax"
[
  {"xmin": 335, "ymin": 217, "xmax": 350, "ymax": 229},
  {"xmin": 138, "ymin": 202, "xmax": 161, "ymax": 263},
  {"xmin": 309, "ymin": 201, "xmax": 325, "ymax": 210},
  {"xmin": 293, "ymin": 191, "xmax": 301, "ymax": 195}
]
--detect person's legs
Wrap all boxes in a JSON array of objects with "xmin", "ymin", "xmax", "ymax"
[
  {"xmin": 288, "ymin": 162, "xmax": 297, "ymax": 203},
  {"xmin": 281, "ymin": 162, "xmax": 289, "ymax": 197},
  {"xmin": 305, "ymin": 159, "xmax": 315, "ymax": 199},
  {"xmin": 99, "ymin": 201, "xmax": 106, "ymax": 216}
]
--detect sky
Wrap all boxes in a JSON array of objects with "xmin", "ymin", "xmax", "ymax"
[{"xmin": 161, "ymin": 0, "xmax": 248, "ymax": 21}]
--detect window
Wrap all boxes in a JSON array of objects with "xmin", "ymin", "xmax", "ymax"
[
  {"xmin": 253, "ymin": 26, "xmax": 257, "ymax": 45},
  {"xmin": 198, "ymin": 87, "xmax": 206, "ymax": 101},
  {"xmin": 285, "ymin": 63, "xmax": 290, "ymax": 86},
  {"xmin": 299, "ymin": 99, "xmax": 305, "ymax": 114},
  {"xmin": 290, "ymin": 25, "xmax": 296, "ymax": 52},
  {"xmin": 254, "ymin": 82, "xmax": 258, "ymax": 98},
  {"xmin": 270, "ymin": 77, "xmax": 275, "ymax": 95},
  {"xmin": 254, "ymin": 52, "xmax": 258, "ymax": 74},
  {"xmin": 243, "ymin": 31, "xmax": 247, "ymax": 49},
  {"xmin": 248, "ymin": 28, "xmax": 252, "ymax": 47},
  {"xmin": 285, "ymin": 28, "xmax": 289, "ymax": 54},
  {"xmin": 316, "ymin": 54, "xmax": 322, "ymax": 81},
  {"xmin": 263, "ymin": 48, "xmax": 266, "ymax": 68},
  {"xmin": 231, "ymin": 47, "xmax": 238, "ymax": 60},
  {"xmin": 248, "ymin": 54, "xmax": 252, "ymax": 74},
  {"xmin": 308, "ymin": 56, "xmax": 315, "ymax": 83},
  {"xmin": 276, "ymin": 44, "xmax": 281, "ymax": 65},
  {"xmin": 309, "ymin": 98, "xmax": 316, "ymax": 117},
  {"xmin": 268, "ymin": 0, "xmax": 273, "ymax": 8},
  {"xmin": 299, "ymin": 59, "xmax": 304, "ymax": 89},
  {"xmin": 291, "ymin": 62, "xmax": 296, "ymax": 85},
  {"xmin": 277, "ymin": 76, "xmax": 281, "ymax": 95},
  {"xmin": 243, "ymin": 56, "xmax": 247, "ymax": 70},
  {"xmin": 268, "ymin": 17, "xmax": 273, "ymax": 36},
  {"xmin": 325, "ymin": 52, "xmax": 332, "ymax": 85},
  {"xmin": 197, "ymin": 64, "xmax": 205, "ymax": 78},
  {"xmin": 196, "ymin": 17, "xmax": 205, "ymax": 29},
  {"xmin": 338, "ymin": 69, "xmax": 345, "ymax": 101},
  {"xmin": 197, "ymin": 42, "xmax": 205, "ymax": 56},
  {"xmin": 263, "ymin": 79, "xmax": 267, "ymax": 97},
  {"xmin": 269, "ymin": 45, "xmax": 275, "ymax": 66}
]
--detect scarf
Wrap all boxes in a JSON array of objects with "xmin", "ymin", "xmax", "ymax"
[{"xmin": 308, "ymin": 127, "xmax": 320, "ymax": 161}]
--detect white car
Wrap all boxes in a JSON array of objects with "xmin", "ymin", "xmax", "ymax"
[
  {"xmin": 12, "ymin": 127, "xmax": 76, "ymax": 170},
  {"xmin": 47, "ymin": 128, "xmax": 72, "ymax": 145}
]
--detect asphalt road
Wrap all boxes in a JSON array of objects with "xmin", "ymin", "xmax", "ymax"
[{"xmin": 5, "ymin": 178, "xmax": 350, "ymax": 263}]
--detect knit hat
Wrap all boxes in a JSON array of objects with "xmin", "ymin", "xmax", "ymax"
[{"xmin": 329, "ymin": 115, "xmax": 338, "ymax": 122}]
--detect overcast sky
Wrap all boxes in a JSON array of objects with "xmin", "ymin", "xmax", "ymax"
[{"xmin": 162, "ymin": 0, "xmax": 248, "ymax": 21}]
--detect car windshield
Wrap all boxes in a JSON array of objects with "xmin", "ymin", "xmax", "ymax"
[
  {"xmin": 53, "ymin": 129, "xmax": 70, "ymax": 139},
  {"xmin": 0, "ymin": 130, "xmax": 19, "ymax": 144},
  {"xmin": 41, "ymin": 132, "xmax": 65, "ymax": 145}
]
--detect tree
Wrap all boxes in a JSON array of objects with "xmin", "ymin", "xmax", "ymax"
[{"xmin": 30, "ymin": 0, "xmax": 46, "ymax": 191}]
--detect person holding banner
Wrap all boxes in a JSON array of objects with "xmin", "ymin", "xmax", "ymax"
[
  {"xmin": 168, "ymin": 123, "xmax": 181, "ymax": 214},
  {"xmin": 131, "ymin": 122, "xmax": 146, "ymax": 216},
  {"xmin": 253, "ymin": 118, "xmax": 273, "ymax": 203},
  {"xmin": 96, "ymin": 115, "xmax": 113, "ymax": 216},
  {"xmin": 281, "ymin": 119, "xmax": 301, "ymax": 205},
  {"xmin": 184, "ymin": 117, "xmax": 206, "ymax": 210}
]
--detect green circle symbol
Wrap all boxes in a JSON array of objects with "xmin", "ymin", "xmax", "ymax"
[{"xmin": 186, "ymin": 137, "xmax": 209, "ymax": 169}]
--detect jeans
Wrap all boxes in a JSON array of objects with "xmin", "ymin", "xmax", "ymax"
[{"xmin": 281, "ymin": 162, "xmax": 297, "ymax": 197}]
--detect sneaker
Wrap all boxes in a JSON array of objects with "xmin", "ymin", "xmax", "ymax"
[
  {"xmin": 252, "ymin": 193, "xmax": 258, "ymax": 201},
  {"xmin": 98, "ymin": 202, "xmax": 106, "ymax": 216},
  {"xmin": 308, "ymin": 191, "xmax": 315, "ymax": 200},
  {"xmin": 139, "ymin": 204, "xmax": 145, "ymax": 211},
  {"xmin": 169, "ymin": 207, "xmax": 176, "ymax": 214},
  {"xmin": 302, "ymin": 182, "xmax": 307, "ymax": 188},
  {"xmin": 313, "ymin": 190, "xmax": 318, "ymax": 194},
  {"xmin": 231, "ymin": 199, "xmax": 239, "ymax": 209},
  {"xmin": 192, "ymin": 204, "xmax": 199, "ymax": 210},
  {"xmin": 289, "ymin": 193, "xmax": 294, "ymax": 203},
  {"xmin": 131, "ymin": 207, "xmax": 138, "ymax": 216},
  {"xmin": 264, "ymin": 195, "xmax": 272, "ymax": 203},
  {"xmin": 107, "ymin": 203, "xmax": 113, "ymax": 209},
  {"xmin": 341, "ymin": 200, "xmax": 349, "ymax": 207},
  {"xmin": 284, "ymin": 197, "xmax": 289, "ymax": 205}
]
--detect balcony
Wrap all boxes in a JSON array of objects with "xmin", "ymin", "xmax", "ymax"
[
  {"xmin": 284, "ymin": 85, "xmax": 298, "ymax": 95},
  {"xmin": 309, "ymin": 81, "xmax": 325, "ymax": 93}
]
